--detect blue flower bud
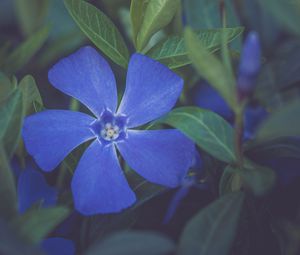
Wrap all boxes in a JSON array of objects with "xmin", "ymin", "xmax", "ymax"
[{"xmin": 237, "ymin": 31, "xmax": 261, "ymax": 99}]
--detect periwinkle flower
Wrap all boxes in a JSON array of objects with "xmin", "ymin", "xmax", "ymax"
[
  {"xmin": 22, "ymin": 46, "xmax": 195, "ymax": 215},
  {"xmin": 163, "ymin": 151, "xmax": 207, "ymax": 224},
  {"xmin": 237, "ymin": 31, "xmax": 261, "ymax": 99}
]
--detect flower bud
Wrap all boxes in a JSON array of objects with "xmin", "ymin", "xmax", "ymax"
[{"xmin": 237, "ymin": 31, "xmax": 261, "ymax": 100}]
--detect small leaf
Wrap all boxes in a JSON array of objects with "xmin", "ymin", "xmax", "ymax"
[
  {"xmin": 256, "ymin": 100, "xmax": 300, "ymax": 141},
  {"xmin": 64, "ymin": 0, "xmax": 129, "ymax": 68},
  {"xmin": 85, "ymin": 231, "xmax": 175, "ymax": 255},
  {"xmin": 130, "ymin": 0, "xmax": 149, "ymax": 46},
  {"xmin": 13, "ymin": 206, "xmax": 70, "ymax": 244},
  {"xmin": 241, "ymin": 160, "xmax": 276, "ymax": 196},
  {"xmin": 184, "ymin": 27, "xmax": 238, "ymax": 110},
  {"xmin": 136, "ymin": 0, "xmax": 180, "ymax": 51},
  {"xmin": 0, "ymin": 72, "xmax": 15, "ymax": 102},
  {"xmin": 158, "ymin": 106, "xmax": 235, "ymax": 163},
  {"xmin": 0, "ymin": 89, "xmax": 23, "ymax": 158},
  {"xmin": 178, "ymin": 192, "xmax": 244, "ymax": 255},
  {"xmin": 2, "ymin": 26, "xmax": 49, "ymax": 74},
  {"xmin": 147, "ymin": 27, "xmax": 243, "ymax": 69},
  {"xmin": 219, "ymin": 166, "xmax": 243, "ymax": 195},
  {"xmin": 19, "ymin": 75, "xmax": 43, "ymax": 115},
  {"xmin": 0, "ymin": 146, "xmax": 18, "ymax": 220},
  {"xmin": 0, "ymin": 219, "xmax": 44, "ymax": 255}
]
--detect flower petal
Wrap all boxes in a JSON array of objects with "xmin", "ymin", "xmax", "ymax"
[
  {"xmin": 41, "ymin": 238, "xmax": 75, "ymax": 255},
  {"xmin": 48, "ymin": 46, "xmax": 118, "ymax": 117},
  {"xmin": 117, "ymin": 54, "xmax": 183, "ymax": 127},
  {"xmin": 117, "ymin": 129, "xmax": 195, "ymax": 187},
  {"xmin": 22, "ymin": 110, "xmax": 95, "ymax": 171},
  {"xmin": 18, "ymin": 168, "xmax": 57, "ymax": 213},
  {"xmin": 71, "ymin": 140, "xmax": 136, "ymax": 215}
]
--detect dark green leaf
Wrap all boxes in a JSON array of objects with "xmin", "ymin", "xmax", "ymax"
[
  {"xmin": 136, "ymin": 0, "xmax": 180, "ymax": 51},
  {"xmin": 64, "ymin": 0, "xmax": 129, "ymax": 68},
  {"xmin": 147, "ymin": 27, "xmax": 243, "ymax": 69},
  {"xmin": 256, "ymin": 0, "xmax": 300, "ymax": 36},
  {"xmin": 184, "ymin": 27, "xmax": 238, "ymax": 110},
  {"xmin": 0, "ymin": 89, "xmax": 23, "ymax": 158},
  {"xmin": 14, "ymin": 0, "xmax": 49, "ymax": 36},
  {"xmin": 0, "ymin": 219, "xmax": 44, "ymax": 255},
  {"xmin": 0, "ymin": 146, "xmax": 18, "ymax": 220},
  {"xmin": 158, "ymin": 106, "xmax": 235, "ymax": 163},
  {"xmin": 13, "ymin": 206, "xmax": 70, "ymax": 244},
  {"xmin": 246, "ymin": 137, "xmax": 300, "ymax": 160},
  {"xmin": 2, "ymin": 26, "xmax": 49, "ymax": 74},
  {"xmin": 130, "ymin": 0, "xmax": 149, "ymax": 46},
  {"xmin": 85, "ymin": 231, "xmax": 175, "ymax": 255},
  {"xmin": 178, "ymin": 192, "xmax": 244, "ymax": 255},
  {"xmin": 256, "ymin": 100, "xmax": 300, "ymax": 141}
]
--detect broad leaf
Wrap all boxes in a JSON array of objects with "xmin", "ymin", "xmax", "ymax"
[
  {"xmin": 136, "ymin": 0, "xmax": 180, "ymax": 51},
  {"xmin": 147, "ymin": 27, "xmax": 243, "ymax": 69},
  {"xmin": 0, "ymin": 89, "xmax": 23, "ymax": 158},
  {"xmin": 85, "ymin": 231, "xmax": 175, "ymax": 255},
  {"xmin": 64, "ymin": 0, "xmax": 129, "ymax": 68},
  {"xmin": 2, "ymin": 26, "xmax": 49, "ymax": 74},
  {"xmin": 178, "ymin": 192, "xmax": 244, "ymax": 255},
  {"xmin": 256, "ymin": 100, "xmax": 300, "ymax": 141},
  {"xmin": 0, "ymin": 146, "xmax": 18, "ymax": 220},
  {"xmin": 184, "ymin": 27, "xmax": 238, "ymax": 110},
  {"xmin": 13, "ymin": 206, "xmax": 70, "ymax": 244},
  {"xmin": 158, "ymin": 106, "xmax": 235, "ymax": 163}
]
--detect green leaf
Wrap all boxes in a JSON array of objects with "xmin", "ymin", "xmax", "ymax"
[
  {"xmin": 0, "ymin": 219, "xmax": 44, "ymax": 255},
  {"xmin": 13, "ymin": 206, "xmax": 70, "ymax": 244},
  {"xmin": 136, "ymin": 0, "xmax": 180, "ymax": 51},
  {"xmin": 158, "ymin": 106, "xmax": 235, "ymax": 163},
  {"xmin": 0, "ymin": 146, "xmax": 18, "ymax": 220},
  {"xmin": 130, "ymin": 0, "xmax": 149, "ymax": 46},
  {"xmin": 178, "ymin": 192, "xmax": 244, "ymax": 255},
  {"xmin": 184, "ymin": 27, "xmax": 238, "ymax": 110},
  {"xmin": 240, "ymin": 160, "xmax": 276, "ymax": 196},
  {"xmin": 2, "ymin": 26, "xmax": 49, "ymax": 74},
  {"xmin": 64, "ymin": 0, "xmax": 129, "ymax": 68},
  {"xmin": 256, "ymin": 0, "xmax": 300, "ymax": 36},
  {"xmin": 14, "ymin": 0, "xmax": 49, "ymax": 36},
  {"xmin": 256, "ymin": 100, "xmax": 300, "ymax": 141},
  {"xmin": 147, "ymin": 27, "xmax": 243, "ymax": 69},
  {"xmin": 0, "ymin": 89, "xmax": 23, "ymax": 158},
  {"xmin": 85, "ymin": 231, "xmax": 175, "ymax": 255},
  {"xmin": 18, "ymin": 75, "xmax": 43, "ymax": 115}
]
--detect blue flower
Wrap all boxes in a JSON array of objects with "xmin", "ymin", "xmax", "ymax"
[
  {"xmin": 163, "ymin": 151, "xmax": 207, "ymax": 224},
  {"xmin": 22, "ymin": 46, "xmax": 195, "ymax": 215},
  {"xmin": 17, "ymin": 166, "xmax": 75, "ymax": 255},
  {"xmin": 17, "ymin": 166, "xmax": 57, "ymax": 213}
]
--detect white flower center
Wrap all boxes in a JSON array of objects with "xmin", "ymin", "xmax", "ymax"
[{"xmin": 100, "ymin": 123, "xmax": 120, "ymax": 141}]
